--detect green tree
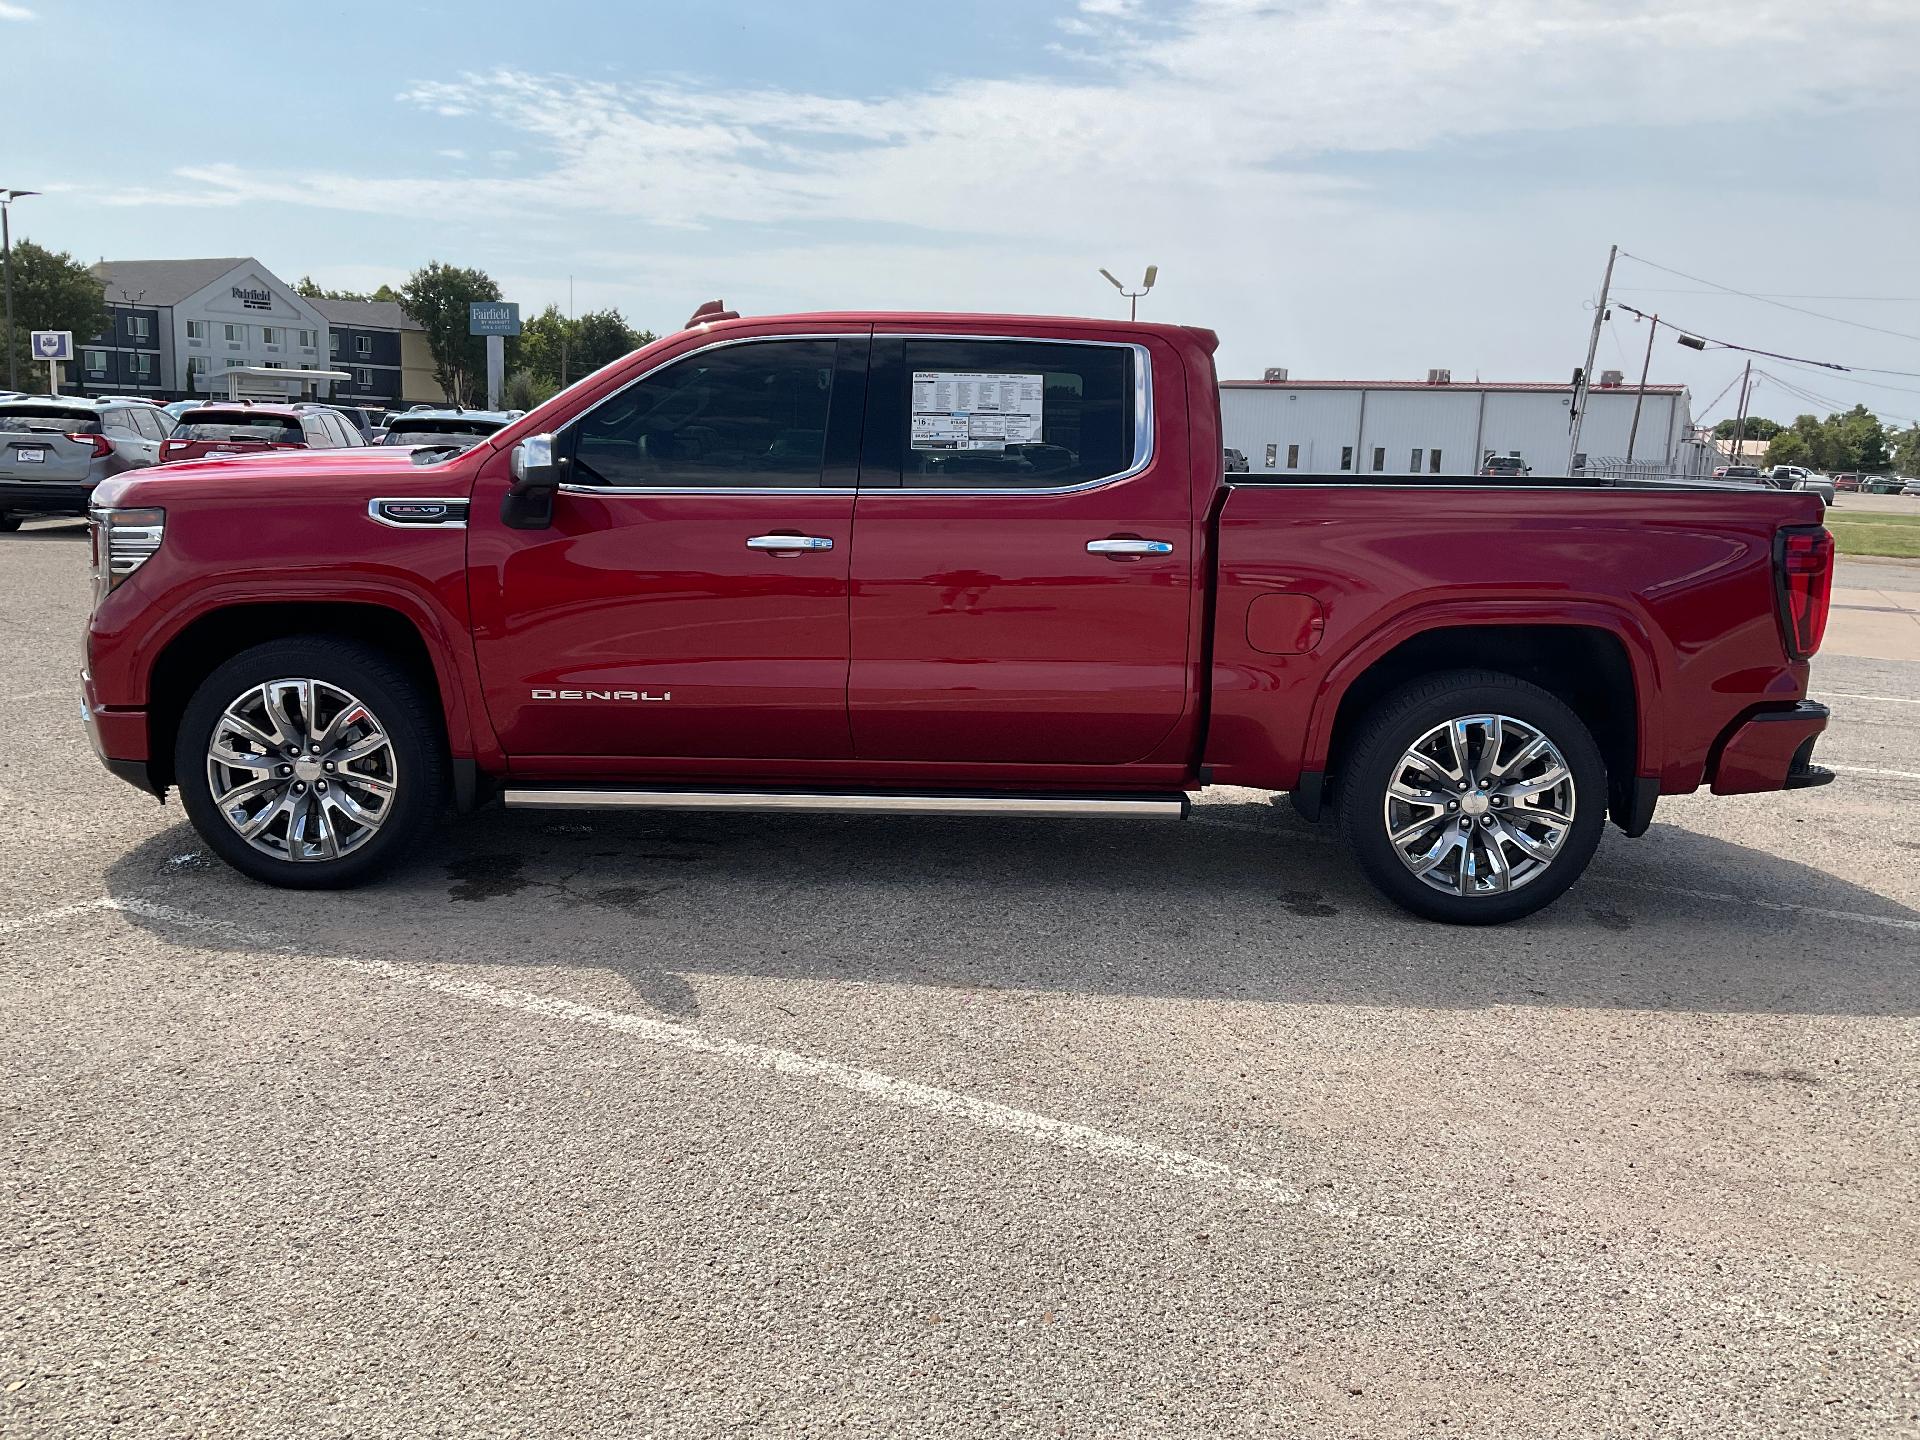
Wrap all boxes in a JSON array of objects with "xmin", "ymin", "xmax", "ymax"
[
  {"xmin": 501, "ymin": 368, "xmax": 557, "ymax": 412},
  {"xmin": 1764, "ymin": 431, "xmax": 1810, "ymax": 467},
  {"xmin": 1890, "ymin": 424, "xmax": 1920, "ymax": 476},
  {"xmin": 399, "ymin": 261, "xmax": 505, "ymax": 405},
  {"xmin": 571, "ymin": 307, "xmax": 653, "ymax": 374},
  {"xmin": 1830, "ymin": 404, "xmax": 1889, "ymax": 471},
  {"xmin": 4, "ymin": 240, "xmax": 108, "ymax": 389},
  {"xmin": 515, "ymin": 304, "xmax": 570, "ymax": 388},
  {"xmin": 1713, "ymin": 415, "xmax": 1782, "ymax": 441},
  {"xmin": 296, "ymin": 275, "xmax": 404, "ymax": 304}
]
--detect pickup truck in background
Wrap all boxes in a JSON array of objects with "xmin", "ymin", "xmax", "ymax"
[{"xmin": 82, "ymin": 308, "xmax": 1836, "ymax": 923}]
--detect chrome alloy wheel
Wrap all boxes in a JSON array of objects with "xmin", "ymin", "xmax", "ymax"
[
  {"xmin": 1381, "ymin": 713, "xmax": 1575, "ymax": 897},
  {"xmin": 205, "ymin": 678, "xmax": 398, "ymax": 862}
]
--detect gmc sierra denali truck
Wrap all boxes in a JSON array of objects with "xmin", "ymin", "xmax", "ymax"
[{"xmin": 82, "ymin": 308, "xmax": 1836, "ymax": 923}]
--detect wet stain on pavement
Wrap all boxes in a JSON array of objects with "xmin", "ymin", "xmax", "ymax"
[
  {"xmin": 591, "ymin": 885, "xmax": 657, "ymax": 914},
  {"xmin": 1587, "ymin": 907, "xmax": 1635, "ymax": 932},
  {"xmin": 1279, "ymin": 890, "xmax": 1339, "ymax": 918},
  {"xmin": 1730, "ymin": 1067, "xmax": 1821, "ymax": 1086},
  {"xmin": 446, "ymin": 855, "xmax": 533, "ymax": 902}
]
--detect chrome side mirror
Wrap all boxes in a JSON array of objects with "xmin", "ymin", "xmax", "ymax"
[{"xmin": 504, "ymin": 433, "xmax": 561, "ymax": 530}]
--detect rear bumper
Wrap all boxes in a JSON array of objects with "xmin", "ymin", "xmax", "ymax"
[
  {"xmin": 0, "ymin": 480, "xmax": 94, "ymax": 515},
  {"xmin": 1710, "ymin": 701, "xmax": 1833, "ymax": 795}
]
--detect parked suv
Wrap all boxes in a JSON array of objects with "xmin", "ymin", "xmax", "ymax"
[
  {"xmin": 159, "ymin": 404, "xmax": 365, "ymax": 463},
  {"xmin": 1480, "ymin": 455, "xmax": 1531, "ymax": 477},
  {"xmin": 1767, "ymin": 466, "xmax": 1836, "ymax": 505},
  {"xmin": 0, "ymin": 396, "xmax": 173, "ymax": 529}
]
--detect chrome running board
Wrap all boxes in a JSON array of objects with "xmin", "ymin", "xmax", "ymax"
[{"xmin": 501, "ymin": 788, "xmax": 1189, "ymax": 819}]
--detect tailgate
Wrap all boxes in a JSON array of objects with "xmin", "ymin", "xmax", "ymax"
[{"xmin": 0, "ymin": 427, "xmax": 98, "ymax": 483}]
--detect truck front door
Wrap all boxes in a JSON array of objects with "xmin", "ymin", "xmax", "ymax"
[
  {"xmin": 468, "ymin": 334, "xmax": 867, "ymax": 761},
  {"xmin": 847, "ymin": 334, "xmax": 1195, "ymax": 766}
]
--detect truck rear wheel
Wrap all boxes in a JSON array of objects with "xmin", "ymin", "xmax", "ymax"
[
  {"xmin": 1336, "ymin": 669, "xmax": 1606, "ymax": 924},
  {"xmin": 174, "ymin": 637, "xmax": 446, "ymax": 889}
]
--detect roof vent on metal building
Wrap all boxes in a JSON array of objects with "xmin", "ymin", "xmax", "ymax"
[
  {"xmin": 1599, "ymin": 369, "xmax": 1625, "ymax": 387},
  {"xmin": 1263, "ymin": 367, "xmax": 1289, "ymax": 383},
  {"xmin": 1426, "ymin": 368, "xmax": 1451, "ymax": 385}
]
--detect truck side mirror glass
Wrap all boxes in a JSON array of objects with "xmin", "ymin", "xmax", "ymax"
[{"xmin": 503, "ymin": 433, "xmax": 561, "ymax": 530}]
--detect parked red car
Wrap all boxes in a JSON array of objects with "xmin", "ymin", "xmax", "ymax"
[
  {"xmin": 1830, "ymin": 473, "xmax": 1862, "ymax": 492},
  {"xmin": 158, "ymin": 404, "xmax": 364, "ymax": 463},
  {"xmin": 83, "ymin": 307, "xmax": 1834, "ymax": 924}
]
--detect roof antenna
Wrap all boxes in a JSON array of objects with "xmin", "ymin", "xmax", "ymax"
[{"xmin": 685, "ymin": 299, "xmax": 739, "ymax": 329}]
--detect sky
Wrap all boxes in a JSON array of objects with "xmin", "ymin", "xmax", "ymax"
[{"xmin": 7, "ymin": 0, "xmax": 1920, "ymax": 428}]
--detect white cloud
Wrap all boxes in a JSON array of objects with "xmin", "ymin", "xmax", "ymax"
[{"xmin": 0, "ymin": 2, "xmax": 37, "ymax": 19}]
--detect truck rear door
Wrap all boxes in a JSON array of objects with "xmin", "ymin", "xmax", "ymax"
[{"xmin": 847, "ymin": 333, "xmax": 1195, "ymax": 766}]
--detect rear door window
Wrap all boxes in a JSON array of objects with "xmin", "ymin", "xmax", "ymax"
[{"xmin": 861, "ymin": 338, "xmax": 1137, "ymax": 490}]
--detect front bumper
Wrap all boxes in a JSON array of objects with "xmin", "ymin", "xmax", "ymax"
[
  {"xmin": 1710, "ymin": 700, "xmax": 1833, "ymax": 795},
  {"xmin": 0, "ymin": 480, "xmax": 94, "ymax": 516},
  {"xmin": 82, "ymin": 669, "xmax": 159, "ymax": 797}
]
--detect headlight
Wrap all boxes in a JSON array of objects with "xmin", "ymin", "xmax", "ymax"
[{"xmin": 88, "ymin": 506, "xmax": 166, "ymax": 599}]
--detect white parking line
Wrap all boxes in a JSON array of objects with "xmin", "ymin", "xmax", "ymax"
[
  {"xmin": 1589, "ymin": 877, "xmax": 1920, "ymax": 934},
  {"xmin": 1820, "ymin": 691, "xmax": 1920, "ymax": 707},
  {"xmin": 1824, "ymin": 763, "xmax": 1920, "ymax": 781},
  {"xmin": 7, "ymin": 896, "xmax": 1302, "ymax": 1203}
]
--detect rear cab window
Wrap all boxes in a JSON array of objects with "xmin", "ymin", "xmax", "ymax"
[
  {"xmin": 172, "ymin": 411, "xmax": 305, "ymax": 445},
  {"xmin": 861, "ymin": 338, "xmax": 1138, "ymax": 490}
]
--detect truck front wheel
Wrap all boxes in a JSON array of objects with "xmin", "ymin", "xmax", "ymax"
[
  {"xmin": 174, "ymin": 637, "xmax": 446, "ymax": 888},
  {"xmin": 1336, "ymin": 670, "xmax": 1607, "ymax": 924}
]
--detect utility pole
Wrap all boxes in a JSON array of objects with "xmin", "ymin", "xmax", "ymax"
[
  {"xmin": 1730, "ymin": 360, "xmax": 1753, "ymax": 467},
  {"xmin": 1627, "ymin": 311, "xmax": 1658, "ymax": 466},
  {"xmin": 1, "ymin": 188, "xmax": 39, "ymax": 393},
  {"xmin": 1566, "ymin": 243, "xmax": 1618, "ymax": 477},
  {"xmin": 560, "ymin": 274, "xmax": 572, "ymax": 387}
]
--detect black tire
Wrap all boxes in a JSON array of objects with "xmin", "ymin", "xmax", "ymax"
[
  {"xmin": 1336, "ymin": 669, "xmax": 1607, "ymax": 925},
  {"xmin": 0, "ymin": 516, "xmax": 21, "ymax": 532},
  {"xmin": 174, "ymin": 636, "xmax": 446, "ymax": 889}
]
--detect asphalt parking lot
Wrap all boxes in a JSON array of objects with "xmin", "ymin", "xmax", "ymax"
[{"xmin": 4, "ymin": 517, "xmax": 1917, "ymax": 1438}]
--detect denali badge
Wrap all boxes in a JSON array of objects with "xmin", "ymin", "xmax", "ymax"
[{"xmin": 531, "ymin": 689, "xmax": 671, "ymax": 702}]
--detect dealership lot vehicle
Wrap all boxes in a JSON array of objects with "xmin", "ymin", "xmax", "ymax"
[
  {"xmin": 157, "ymin": 403, "xmax": 365, "ymax": 463},
  {"xmin": 377, "ymin": 406, "xmax": 519, "ymax": 452},
  {"xmin": 0, "ymin": 396, "xmax": 173, "ymax": 528},
  {"xmin": 7, "ymin": 524, "xmax": 1920, "ymax": 1439},
  {"xmin": 84, "ymin": 310, "xmax": 1836, "ymax": 924},
  {"xmin": 1767, "ymin": 465, "xmax": 1837, "ymax": 505}
]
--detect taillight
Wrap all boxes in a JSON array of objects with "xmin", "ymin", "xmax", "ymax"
[
  {"xmin": 68, "ymin": 431, "xmax": 113, "ymax": 459},
  {"xmin": 1775, "ymin": 526, "xmax": 1833, "ymax": 660}
]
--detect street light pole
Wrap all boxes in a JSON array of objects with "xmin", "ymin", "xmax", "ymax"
[
  {"xmin": 1, "ymin": 188, "xmax": 40, "ymax": 393},
  {"xmin": 1099, "ymin": 264, "xmax": 1159, "ymax": 322},
  {"xmin": 1627, "ymin": 311, "xmax": 1658, "ymax": 466},
  {"xmin": 1567, "ymin": 242, "xmax": 1617, "ymax": 477}
]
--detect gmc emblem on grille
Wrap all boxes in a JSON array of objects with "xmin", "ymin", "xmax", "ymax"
[{"xmin": 531, "ymin": 689, "xmax": 671, "ymax": 702}]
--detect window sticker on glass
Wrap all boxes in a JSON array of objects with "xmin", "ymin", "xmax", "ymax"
[{"xmin": 910, "ymin": 370, "xmax": 1044, "ymax": 451}]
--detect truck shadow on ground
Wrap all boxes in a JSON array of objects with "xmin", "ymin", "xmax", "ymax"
[{"xmin": 103, "ymin": 796, "xmax": 1920, "ymax": 1019}]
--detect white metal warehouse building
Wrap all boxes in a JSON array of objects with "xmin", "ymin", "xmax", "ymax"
[{"xmin": 1219, "ymin": 373, "xmax": 1702, "ymax": 480}]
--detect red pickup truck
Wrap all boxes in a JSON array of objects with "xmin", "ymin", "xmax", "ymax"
[{"xmin": 82, "ymin": 308, "xmax": 1835, "ymax": 923}]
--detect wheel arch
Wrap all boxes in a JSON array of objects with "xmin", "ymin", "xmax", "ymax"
[
  {"xmin": 146, "ymin": 600, "xmax": 469, "ymax": 798},
  {"xmin": 1304, "ymin": 614, "xmax": 1656, "ymax": 832}
]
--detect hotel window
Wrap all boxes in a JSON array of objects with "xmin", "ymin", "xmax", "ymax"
[
  {"xmin": 352, "ymin": 366, "xmax": 373, "ymax": 388},
  {"xmin": 355, "ymin": 335, "xmax": 372, "ymax": 357},
  {"xmin": 225, "ymin": 358, "xmax": 245, "ymax": 368},
  {"xmin": 262, "ymin": 327, "xmax": 280, "ymax": 347},
  {"xmin": 186, "ymin": 320, "xmax": 208, "ymax": 344},
  {"xmin": 329, "ymin": 333, "xmax": 341, "ymax": 357},
  {"xmin": 186, "ymin": 357, "xmax": 207, "ymax": 381},
  {"xmin": 225, "ymin": 324, "xmax": 244, "ymax": 344},
  {"xmin": 84, "ymin": 349, "xmax": 108, "ymax": 378},
  {"xmin": 131, "ymin": 353, "xmax": 156, "ymax": 379},
  {"xmin": 125, "ymin": 314, "xmax": 150, "ymax": 340},
  {"xmin": 298, "ymin": 329, "xmax": 314, "ymax": 349}
]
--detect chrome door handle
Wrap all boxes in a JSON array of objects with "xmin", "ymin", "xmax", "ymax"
[
  {"xmin": 1087, "ymin": 538, "xmax": 1173, "ymax": 556},
  {"xmin": 746, "ymin": 534, "xmax": 834, "ymax": 552}
]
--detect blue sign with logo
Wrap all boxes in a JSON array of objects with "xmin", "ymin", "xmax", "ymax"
[
  {"xmin": 469, "ymin": 302, "xmax": 521, "ymax": 337},
  {"xmin": 31, "ymin": 330, "xmax": 73, "ymax": 361}
]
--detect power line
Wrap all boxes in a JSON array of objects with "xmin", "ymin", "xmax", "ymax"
[
  {"xmin": 1615, "ymin": 287, "xmax": 1920, "ymax": 303},
  {"xmin": 1619, "ymin": 251, "xmax": 1920, "ymax": 344},
  {"xmin": 1611, "ymin": 302, "xmax": 1920, "ymax": 379},
  {"xmin": 1756, "ymin": 369, "xmax": 1916, "ymax": 427}
]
